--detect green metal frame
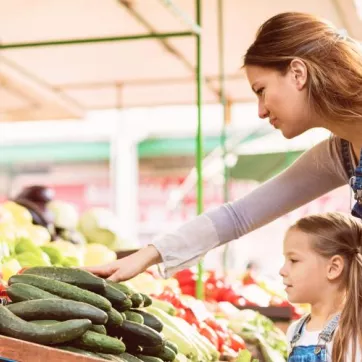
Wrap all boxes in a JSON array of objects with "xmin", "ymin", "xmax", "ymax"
[{"xmin": 0, "ymin": 0, "xmax": 208, "ymax": 299}]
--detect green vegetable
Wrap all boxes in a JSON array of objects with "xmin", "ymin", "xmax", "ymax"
[
  {"xmin": 23, "ymin": 266, "xmax": 106, "ymax": 293},
  {"xmin": 72, "ymin": 330, "xmax": 126, "ymax": 354},
  {"xmin": 124, "ymin": 310, "xmax": 144, "ymax": 324},
  {"xmin": 0, "ymin": 305, "xmax": 91, "ymax": 345},
  {"xmin": 7, "ymin": 298, "xmax": 108, "ymax": 324},
  {"xmin": 9, "ymin": 274, "xmax": 112, "ymax": 311},
  {"xmin": 6, "ymin": 283, "xmax": 60, "ymax": 303}
]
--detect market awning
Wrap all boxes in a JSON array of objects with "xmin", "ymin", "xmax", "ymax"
[{"xmin": 0, "ymin": 0, "xmax": 360, "ymax": 121}]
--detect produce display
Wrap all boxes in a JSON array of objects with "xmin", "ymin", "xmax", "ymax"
[
  {"xmin": 0, "ymin": 193, "xmax": 289, "ymax": 362},
  {"xmin": 0, "ymin": 266, "xmax": 226, "ymax": 362}
]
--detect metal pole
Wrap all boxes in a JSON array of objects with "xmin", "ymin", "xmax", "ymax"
[
  {"xmin": 159, "ymin": 0, "xmax": 202, "ymax": 35},
  {"xmin": 0, "ymin": 32, "xmax": 194, "ymax": 50},
  {"xmin": 217, "ymin": 0, "xmax": 230, "ymax": 274},
  {"xmin": 195, "ymin": 0, "xmax": 204, "ymax": 300}
]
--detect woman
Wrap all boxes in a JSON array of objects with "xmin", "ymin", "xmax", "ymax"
[{"xmin": 85, "ymin": 12, "xmax": 362, "ymax": 281}]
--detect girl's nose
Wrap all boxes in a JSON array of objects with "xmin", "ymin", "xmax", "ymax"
[{"xmin": 279, "ymin": 263, "xmax": 287, "ymax": 277}]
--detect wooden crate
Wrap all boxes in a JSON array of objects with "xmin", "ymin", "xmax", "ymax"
[{"xmin": 0, "ymin": 335, "xmax": 104, "ymax": 362}]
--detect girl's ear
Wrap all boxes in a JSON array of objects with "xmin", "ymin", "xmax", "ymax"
[{"xmin": 326, "ymin": 255, "xmax": 345, "ymax": 281}]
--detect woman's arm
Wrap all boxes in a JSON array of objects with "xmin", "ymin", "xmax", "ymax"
[{"xmin": 152, "ymin": 136, "xmax": 347, "ymax": 277}]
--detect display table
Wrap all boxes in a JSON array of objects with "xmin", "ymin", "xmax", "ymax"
[{"xmin": 0, "ymin": 335, "xmax": 103, "ymax": 362}]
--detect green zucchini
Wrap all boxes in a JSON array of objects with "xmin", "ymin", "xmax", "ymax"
[
  {"xmin": 137, "ymin": 356, "xmax": 163, "ymax": 362},
  {"xmin": 6, "ymin": 283, "xmax": 60, "ymax": 302},
  {"xmin": 164, "ymin": 341, "xmax": 178, "ymax": 355},
  {"xmin": 131, "ymin": 309, "xmax": 163, "ymax": 332},
  {"xmin": 124, "ymin": 310, "xmax": 144, "ymax": 324},
  {"xmin": 124, "ymin": 342, "xmax": 164, "ymax": 356},
  {"xmin": 117, "ymin": 320, "xmax": 163, "ymax": 347},
  {"xmin": 72, "ymin": 330, "xmax": 126, "ymax": 354},
  {"xmin": 7, "ymin": 298, "xmax": 108, "ymax": 324},
  {"xmin": 106, "ymin": 307, "xmax": 124, "ymax": 327},
  {"xmin": 9, "ymin": 274, "xmax": 112, "ymax": 311},
  {"xmin": 102, "ymin": 284, "xmax": 132, "ymax": 310},
  {"xmin": 91, "ymin": 324, "xmax": 107, "ymax": 335},
  {"xmin": 57, "ymin": 346, "xmax": 102, "ymax": 359},
  {"xmin": 141, "ymin": 294, "xmax": 153, "ymax": 307},
  {"xmin": 106, "ymin": 281, "xmax": 134, "ymax": 296},
  {"xmin": 23, "ymin": 266, "xmax": 107, "ymax": 293},
  {"xmin": 120, "ymin": 353, "xmax": 143, "ymax": 362},
  {"xmin": 156, "ymin": 346, "xmax": 176, "ymax": 361},
  {"xmin": 131, "ymin": 293, "xmax": 144, "ymax": 308},
  {"xmin": 0, "ymin": 305, "xmax": 91, "ymax": 345}
]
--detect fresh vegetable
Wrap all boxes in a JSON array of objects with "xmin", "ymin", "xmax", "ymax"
[
  {"xmin": 72, "ymin": 330, "xmax": 126, "ymax": 354},
  {"xmin": 6, "ymin": 283, "xmax": 60, "ymax": 302},
  {"xmin": 124, "ymin": 310, "xmax": 144, "ymax": 324},
  {"xmin": 0, "ymin": 305, "xmax": 91, "ymax": 345},
  {"xmin": 23, "ymin": 266, "xmax": 107, "ymax": 293},
  {"xmin": 9, "ymin": 274, "xmax": 112, "ymax": 311},
  {"xmin": 131, "ymin": 309, "xmax": 163, "ymax": 332},
  {"xmin": 7, "ymin": 298, "xmax": 108, "ymax": 324}
]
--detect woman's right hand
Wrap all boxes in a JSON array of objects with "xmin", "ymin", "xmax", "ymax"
[{"xmin": 82, "ymin": 245, "xmax": 162, "ymax": 282}]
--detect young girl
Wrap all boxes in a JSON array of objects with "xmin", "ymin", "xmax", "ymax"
[{"xmin": 280, "ymin": 212, "xmax": 362, "ymax": 362}]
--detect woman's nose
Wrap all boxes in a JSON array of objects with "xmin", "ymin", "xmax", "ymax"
[{"xmin": 258, "ymin": 101, "xmax": 269, "ymax": 119}]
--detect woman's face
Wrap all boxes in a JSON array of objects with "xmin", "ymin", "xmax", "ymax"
[{"xmin": 245, "ymin": 64, "xmax": 315, "ymax": 139}]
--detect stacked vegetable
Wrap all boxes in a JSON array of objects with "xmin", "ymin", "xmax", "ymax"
[{"xmin": 2, "ymin": 267, "xmax": 220, "ymax": 362}]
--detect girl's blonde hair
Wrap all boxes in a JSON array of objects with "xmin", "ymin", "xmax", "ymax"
[
  {"xmin": 290, "ymin": 212, "xmax": 362, "ymax": 362},
  {"xmin": 244, "ymin": 12, "xmax": 362, "ymax": 124}
]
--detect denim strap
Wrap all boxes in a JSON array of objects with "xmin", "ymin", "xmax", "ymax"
[
  {"xmin": 290, "ymin": 314, "xmax": 310, "ymax": 347},
  {"xmin": 318, "ymin": 313, "xmax": 341, "ymax": 343}
]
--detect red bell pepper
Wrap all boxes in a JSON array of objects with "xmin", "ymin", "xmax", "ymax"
[{"xmin": 198, "ymin": 322, "xmax": 219, "ymax": 346}]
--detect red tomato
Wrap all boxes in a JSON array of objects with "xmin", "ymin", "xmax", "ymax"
[
  {"xmin": 183, "ymin": 308, "xmax": 200, "ymax": 327},
  {"xmin": 204, "ymin": 317, "xmax": 227, "ymax": 333},
  {"xmin": 198, "ymin": 323, "xmax": 219, "ymax": 346},
  {"xmin": 229, "ymin": 333, "xmax": 246, "ymax": 351}
]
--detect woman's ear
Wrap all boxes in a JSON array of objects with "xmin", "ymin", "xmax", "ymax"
[
  {"xmin": 326, "ymin": 255, "xmax": 345, "ymax": 281},
  {"xmin": 289, "ymin": 58, "xmax": 308, "ymax": 90}
]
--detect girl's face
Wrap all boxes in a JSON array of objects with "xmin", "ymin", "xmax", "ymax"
[
  {"xmin": 245, "ymin": 64, "xmax": 315, "ymax": 139},
  {"xmin": 279, "ymin": 228, "xmax": 330, "ymax": 304}
]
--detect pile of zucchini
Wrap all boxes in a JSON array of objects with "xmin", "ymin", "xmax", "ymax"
[{"xmin": 2, "ymin": 267, "xmax": 178, "ymax": 362}]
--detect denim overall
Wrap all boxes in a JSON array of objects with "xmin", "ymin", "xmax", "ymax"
[
  {"xmin": 341, "ymin": 139, "xmax": 362, "ymax": 218},
  {"xmin": 288, "ymin": 313, "xmax": 340, "ymax": 362}
]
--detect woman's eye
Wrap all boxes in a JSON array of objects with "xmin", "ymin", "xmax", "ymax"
[{"xmin": 256, "ymin": 88, "xmax": 264, "ymax": 96}]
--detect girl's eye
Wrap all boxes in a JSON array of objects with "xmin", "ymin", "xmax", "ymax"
[
  {"xmin": 256, "ymin": 88, "xmax": 265, "ymax": 96},
  {"xmin": 290, "ymin": 259, "xmax": 298, "ymax": 264}
]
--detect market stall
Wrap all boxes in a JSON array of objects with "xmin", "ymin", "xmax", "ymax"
[{"xmin": 0, "ymin": 1, "xmax": 361, "ymax": 361}]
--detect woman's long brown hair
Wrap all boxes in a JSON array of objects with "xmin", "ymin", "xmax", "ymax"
[
  {"xmin": 291, "ymin": 212, "xmax": 362, "ymax": 362},
  {"xmin": 244, "ymin": 12, "xmax": 362, "ymax": 125}
]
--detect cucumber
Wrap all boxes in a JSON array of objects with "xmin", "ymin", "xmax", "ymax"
[
  {"xmin": 106, "ymin": 281, "xmax": 134, "ymax": 296},
  {"xmin": 124, "ymin": 342, "xmax": 164, "ymax": 356},
  {"xmin": 7, "ymin": 283, "xmax": 60, "ymax": 302},
  {"xmin": 137, "ymin": 355, "xmax": 163, "ymax": 362},
  {"xmin": 24, "ymin": 266, "xmax": 106, "ymax": 293},
  {"xmin": 91, "ymin": 324, "xmax": 107, "ymax": 335},
  {"xmin": 121, "ymin": 353, "xmax": 143, "ymax": 362},
  {"xmin": 141, "ymin": 294, "xmax": 153, "ymax": 307},
  {"xmin": 165, "ymin": 341, "xmax": 178, "ymax": 355},
  {"xmin": 117, "ymin": 320, "xmax": 163, "ymax": 347},
  {"xmin": 58, "ymin": 346, "xmax": 104, "ymax": 359},
  {"xmin": 131, "ymin": 309, "xmax": 163, "ymax": 332},
  {"xmin": 102, "ymin": 284, "xmax": 132, "ymax": 310},
  {"xmin": 124, "ymin": 310, "xmax": 144, "ymax": 324},
  {"xmin": 131, "ymin": 293, "xmax": 144, "ymax": 308},
  {"xmin": 9, "ymin": 274, "xmax": 112, "ymax": 311},
  {"xmin": 97, "ymin": 353, "xmax": 126, "ymax": 361},
  {"xmin": 106, "ymin": 308, "xmax": 124, "ymax": 327},
  {"xmin": 0, "ymin": 305, "xmax": 91, "ymax": 345},
  {"xmin": 156, "ymin": 346, "xmax": 176, "ymax": 361},
  {"xmin": 72, "ymin": 330, "xmax": 126, "ymax": 354},
  {"xmin": 7, "ymin": 299, "xmax": 108, "ymax": 324}
]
